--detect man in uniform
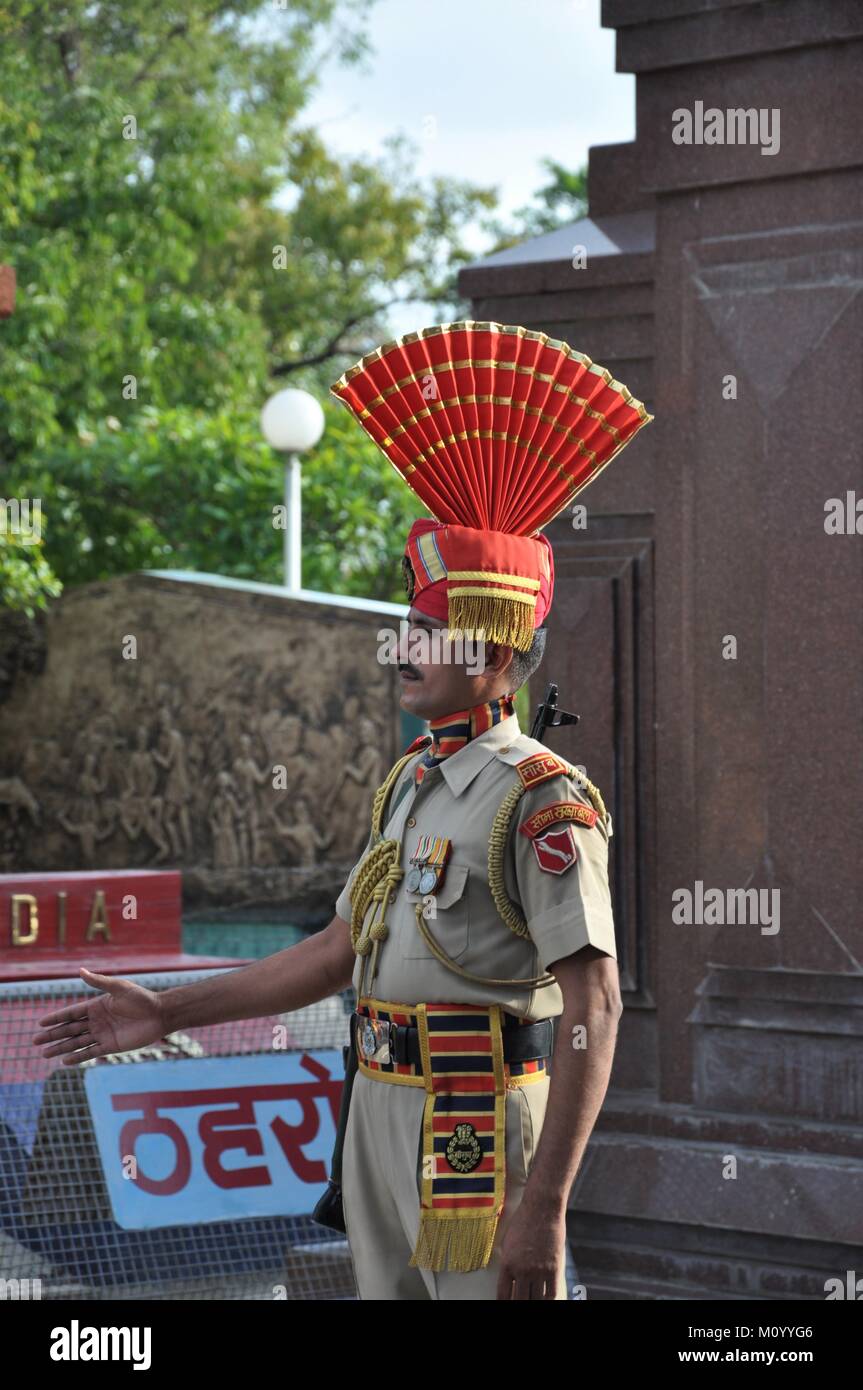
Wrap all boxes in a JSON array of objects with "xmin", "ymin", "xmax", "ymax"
[
  {"xmin": 32, "ymin": 321, "xmax": 651, "ymax": 1304},
  {"xmin": 328, "ymin": 320, "xmax": 653, "ymax": 1299}
]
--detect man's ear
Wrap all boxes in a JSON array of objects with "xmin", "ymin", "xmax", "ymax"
[{"xmin": 486, "ymin": 642, "xmax": 514, "ymax": 676}]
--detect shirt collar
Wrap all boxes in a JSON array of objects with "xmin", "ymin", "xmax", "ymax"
[{"xmin": 436, "ymin": 710, "xmax": 522, "ymax": 798}]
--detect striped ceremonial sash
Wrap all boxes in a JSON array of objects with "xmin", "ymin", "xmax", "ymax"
[
  {"xmin": 411, "ymin": 1002, "xmax": 506, "ymax": 1272},
  {"xmin": 354, "ymin": 998, "xmax": 547, "ymax": 1270}
]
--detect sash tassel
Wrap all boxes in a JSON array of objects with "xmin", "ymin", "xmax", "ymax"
[{"xmin": 410, "ymin": 1208, "xmax": 501, "ymax": 1272}]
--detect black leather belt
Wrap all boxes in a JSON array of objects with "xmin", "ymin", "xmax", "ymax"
[{"xmin": 349, "ymin": 1010, "xmax": 553, "ymax": 1069}]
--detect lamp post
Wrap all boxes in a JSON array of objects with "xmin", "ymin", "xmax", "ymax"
[{"xmin": 260, "ymin": 388, "xmax": 325, "ymax": 592}]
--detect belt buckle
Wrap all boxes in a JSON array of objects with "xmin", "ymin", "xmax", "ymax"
[{"xmin": 357, "ymin": 1015, "xmax": 394, "ymax": 1065}]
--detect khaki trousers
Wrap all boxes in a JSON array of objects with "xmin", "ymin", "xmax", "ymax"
[{"xmin": 341, "ymin": 1067, "xmax": 568, "ymax": 1300}]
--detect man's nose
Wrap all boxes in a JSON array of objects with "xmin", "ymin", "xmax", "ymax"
[{"xmin": 397, "ymin": 620, "xmax": 413, "ymax": 665}]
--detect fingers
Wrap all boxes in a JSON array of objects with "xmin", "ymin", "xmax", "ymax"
[
  {"xmin": 60, "ymin": 1040, "xmax": 108, "ymax": 1066},
  {"xmin": 33, "ymin": 1021, "xmax": 111, "ymax": 1065},
  {"xmin": 35, "ymin": 1022, "xmax": 96, "ymax": 1056},
  {"xmin": 32, "ymin": 1017, "xmax": 91, "ymax": 1048},
  {"xmin": 33, "ymin": 969, "xmax": 116, "ymax": 1049},
  {"xmin": 498, "ymin": 1271, "xmax": 556, "ymax": 1299},
  {"xmin": 81, "ymin": 968, "xmax": 132, "ymax": 993},
  {"xmin": 34, "ymin": 1002, "xmax": 89, "ymax": 1031},
  {"xmin": 79, "ymin": 967, "xmax": 115, "ymax": 987}
]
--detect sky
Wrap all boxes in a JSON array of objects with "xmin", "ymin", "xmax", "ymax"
[{"xmin": 303, "ymin": 0, "xmax": 635, "ymax": 329}]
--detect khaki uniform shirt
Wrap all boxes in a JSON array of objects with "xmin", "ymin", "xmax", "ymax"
[{"xmin": 334, "ymin": 710, "xmax": 616, "ymax": 1022}]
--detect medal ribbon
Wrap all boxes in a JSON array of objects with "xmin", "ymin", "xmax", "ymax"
[{"xmin": 410, "ymin": 835, "xmax": 452, "ymax": 888}]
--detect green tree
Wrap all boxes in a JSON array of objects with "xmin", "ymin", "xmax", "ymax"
[
  {"xmin": 0, "ymin": 0, "xmax": 496, "ymax": 607},
  {"xmin": 16, "ymin": 401, "xmax": 425, "ymax": 600},
  {"xmin": 0, "ymin": 527, "xmax": 62, "ymax": 617}
]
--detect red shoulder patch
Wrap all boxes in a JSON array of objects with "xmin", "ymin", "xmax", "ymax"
[
  {"xmin": 520, "ymin": 800, "xmax": 598, "ymax": 839},
  {"xmin": 515, "ymin": 751, "xmax": 568, "ymax": 791},
  {"xmin": 403, "ymin": 734, "xmax": 432, "ymax": 757},
  {"xmin": 527, "ymin": 825, "xmax": 578, "ymax": 875}
]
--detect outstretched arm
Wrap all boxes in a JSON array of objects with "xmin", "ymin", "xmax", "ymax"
[
  {"xmin": 159, "ymin": 913, "xmax": 356, "ymax": 1029},
  {"xmin": 31, "ymin": 914, "xmax": 357, "ymax": 1065}
]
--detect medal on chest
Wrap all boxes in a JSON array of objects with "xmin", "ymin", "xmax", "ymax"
[{"xmin": 406, "ymin": 834, "xmax": 452, "ymax": 896}]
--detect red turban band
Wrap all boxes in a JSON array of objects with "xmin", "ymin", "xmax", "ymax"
[{"xmin": 403, "ymin": 517, "xmax": 555, "ymax": 650}]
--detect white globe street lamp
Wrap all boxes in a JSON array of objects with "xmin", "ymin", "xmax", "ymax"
[{"xmin": 260, "ymin": 388, "xmax": 325, "ymax": 592}]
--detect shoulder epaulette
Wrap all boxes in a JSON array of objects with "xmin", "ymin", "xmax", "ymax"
[
  {"xmin": 492, "ymin": 738, "xmax": 611, "ymax": 834},
  {"xmin": 513, "ymin": 750, "xmax": 569, "ymax": 791}
]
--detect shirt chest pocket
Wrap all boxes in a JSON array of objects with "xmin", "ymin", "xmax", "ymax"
[{"xmin": 400, "ymin": 863, "xmax": 470, "ymax": 960}]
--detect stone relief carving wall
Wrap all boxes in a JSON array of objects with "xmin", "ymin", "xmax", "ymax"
[{"xmin": 0, "ymin": 573, "xmax": 401, "ymax": 917}]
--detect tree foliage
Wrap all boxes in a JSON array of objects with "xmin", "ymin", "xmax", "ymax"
[
  {"xmin": 0, "ymin": 1, "xmax": 579, "ymax": 614},
  {"xmin": 18, "ymin": 401, "xmax": 425, "ymax": 600}
]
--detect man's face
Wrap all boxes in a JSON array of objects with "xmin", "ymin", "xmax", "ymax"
[{"xmin": 396, "ymin": 606, "xmax": 515, "ymax": 721}]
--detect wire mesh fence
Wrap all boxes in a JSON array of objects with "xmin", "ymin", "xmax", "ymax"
[
  {"xmin": 2, "ymin": 970, "xmax": 581, "ymax": 1301},
  {"xmin": 0, "ymin": 970, "xmax": 358, "ymax": 1301}
]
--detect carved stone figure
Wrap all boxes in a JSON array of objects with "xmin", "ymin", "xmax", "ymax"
[{"xmin": 153, "ymin": 708, "xmax": 192, "ymax": 857}]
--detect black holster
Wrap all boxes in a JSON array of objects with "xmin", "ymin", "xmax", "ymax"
[{"xmin": 311, "ymin": 1019, "xmax": 358, "ymax": 1233}]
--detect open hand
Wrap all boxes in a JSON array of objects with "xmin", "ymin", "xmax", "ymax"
[{"xmin": 31, "ymin": 967, "xmax": 166, "ymax": 1066}]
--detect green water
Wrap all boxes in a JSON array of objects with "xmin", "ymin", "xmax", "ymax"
[{"xmin": 182, "ymin": 921, "xmax": 307, "ymax": 960}]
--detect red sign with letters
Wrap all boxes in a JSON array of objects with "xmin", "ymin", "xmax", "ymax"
[{"xmin": 0, "ymin": 870, "xmax": 247, "ymax": 981}]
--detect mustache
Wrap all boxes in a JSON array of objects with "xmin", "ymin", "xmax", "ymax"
[{"xmin": 398, "ymin": 663, "xmax": 422, "ymax": 679}]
